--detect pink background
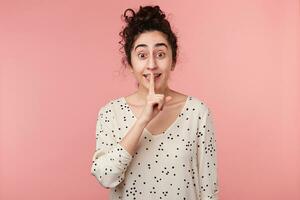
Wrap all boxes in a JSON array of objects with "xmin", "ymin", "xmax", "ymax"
[{"xmin": 1, "ymin": 0, "xmax": 299, "ymax": 199}]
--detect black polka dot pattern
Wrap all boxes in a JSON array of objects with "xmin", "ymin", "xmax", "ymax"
[{"xmin": 91, "ymin": 96, "xmax": 219, "ymax": 199}]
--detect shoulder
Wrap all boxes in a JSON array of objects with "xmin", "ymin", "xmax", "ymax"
[
  {"xmin": 189, "ymin": 95, "xmax": 211, "ymax": 114},
  {"xmin": 97, "ymin": 96, "xmax": 125, "ymax": 116},
  {"xmin": 188, "ymin": 96, "xmax": 215, "ymax": 127}
]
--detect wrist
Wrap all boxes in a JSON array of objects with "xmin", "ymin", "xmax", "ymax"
[{"xmin": 136, "ymin": 117, "xmax": 149, "ymax": 127}]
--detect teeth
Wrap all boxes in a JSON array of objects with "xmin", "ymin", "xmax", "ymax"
[{"xmin": 144, "ymin": 73, "xmax": 161, "ymax": 77}]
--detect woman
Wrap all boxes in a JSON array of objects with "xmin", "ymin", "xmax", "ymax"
[{"xmin": 91, "ymin": 5, "xmax": 219, "ymax": 200}]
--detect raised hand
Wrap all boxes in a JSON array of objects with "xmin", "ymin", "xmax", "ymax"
[{"xmin": 138, "ymin": 72, "xmax": 173, "ymax": 123}]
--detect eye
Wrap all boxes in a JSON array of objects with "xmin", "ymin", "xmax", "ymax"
[
  {"xmin": 156, "ymin": 51, "xmax": 166, "ymax": 59},
  {"xmin": 137, "ymin": 52, "xmax": 147, "ymax": 59}
]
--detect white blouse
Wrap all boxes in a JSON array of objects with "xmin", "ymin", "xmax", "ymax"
[{"xmin": 91, "ymin": 95, "xmax": 219, "ymax": 200}]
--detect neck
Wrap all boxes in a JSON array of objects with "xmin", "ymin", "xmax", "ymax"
[{"xmin": 135, "ymin": 85, "xmax": 173, "ymax": 103}]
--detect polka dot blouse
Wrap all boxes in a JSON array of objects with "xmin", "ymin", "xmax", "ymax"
[{"xmin": 91, "ymin": 95, "xmax": 219, "ymax": 200}]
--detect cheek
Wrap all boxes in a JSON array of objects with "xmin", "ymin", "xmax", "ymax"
[
  {"xmin": 130, "ymin": 57, "xmax": 137, "ymax": 68},
  {"xmin": 130, "ymin": 54, "xmax": 140, "ymax": 66},
  {"xmin": 131, "ymin": 59, "xmax": 146, "ymax": 72},
  {"xmin": 132, "ymin": 69, "xmax": 145, "ymax": 81},
  {"xmin": 132, "ymin": 71, "xmax": 143, "ymax": 79},
  {"xmin": 159, "ymin": 61, "xmax": 173, "ymax": 73},
  {"xmin": 130, "ymin": 64, "xmax": 144, "ymax": 76}
]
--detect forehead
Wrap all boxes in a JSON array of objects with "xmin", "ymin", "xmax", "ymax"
[{"xmin": 133, "ymin": 31, "xmax": 169, "ymax": 50}]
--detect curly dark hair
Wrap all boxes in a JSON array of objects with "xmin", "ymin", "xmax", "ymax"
[{"xmin": 119, "ymin": 5, "xmax": 178, "ymax": 69}]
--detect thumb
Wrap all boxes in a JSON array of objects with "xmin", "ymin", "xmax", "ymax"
[
  {"xmin": 160, "ymin": 96, "xmax": 173, "ymax": 111},
  {"xmin": 165, "ymin": 96, "xmax": 173, "ymax": 103}
]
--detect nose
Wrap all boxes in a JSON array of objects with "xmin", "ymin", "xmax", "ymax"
[{"xmin": 146, "ymin": 55, "xmax": 158, "ymax": 70}]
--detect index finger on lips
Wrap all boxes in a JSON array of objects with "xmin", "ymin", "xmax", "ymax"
[{"xmin": 148, "ymin": 72, "xmax": 155, "ymax": 95}]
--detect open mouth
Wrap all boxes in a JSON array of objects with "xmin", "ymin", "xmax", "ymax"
[{"xmin": 143, "ymin": 73, "xmax": 161, "ymax": 81}]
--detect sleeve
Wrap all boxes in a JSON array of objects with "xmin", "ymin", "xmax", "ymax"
[
  {"xmin": 197, "ymin": 107, "xmax": 219, "ymax": 200},
  {"xmin": 90, "ymin": 105, "xmax": 133, "ymax": 188}
]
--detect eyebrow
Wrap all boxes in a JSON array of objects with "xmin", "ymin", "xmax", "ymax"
[{"xmin": 134, "ymin": 43, "xmax": 168, "ymax": 51}]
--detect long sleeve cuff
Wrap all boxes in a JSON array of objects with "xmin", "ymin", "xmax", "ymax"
[
  {"xmin": 111, "ymin": 143, "xmax": 133, "ymax": 170},
  {"xmin": 91, "ymin": 143, "xmax": 133, "ymax": 188}
]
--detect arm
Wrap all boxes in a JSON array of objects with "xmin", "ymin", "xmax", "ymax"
[
  {"xmin": 91, "ymin": 105, "xmax": 148, "ymax": 188},
  {"xmin": 90, "ymin": 106, "xmax": 133, "ymax": 188},
  {"xmin": 197, "ymin": 108, "xmax": 219, "ymax": 200}
]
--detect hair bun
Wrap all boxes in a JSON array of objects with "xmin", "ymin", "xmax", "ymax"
[
  {"xmin": 136, "ymin": 6, "xmax": 165, "ymax": 22},
  {"xmin": 123, "ymin": 5, "xmax": 165, "ymax": 25}
]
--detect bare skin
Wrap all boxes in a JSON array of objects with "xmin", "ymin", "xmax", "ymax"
[{"xmin": 125, "ymin": 89, "xmax": 188, "ymax": 135}]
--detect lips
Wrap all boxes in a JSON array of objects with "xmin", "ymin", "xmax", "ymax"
[{"xmin": 143, "ymin": 73, "xmax": 161, "ymax": 81}]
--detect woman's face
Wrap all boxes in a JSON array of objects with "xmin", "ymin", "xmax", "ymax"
[{"xmin": 130, "ymin": 30, "xmax": 174, "ymax": 93}]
